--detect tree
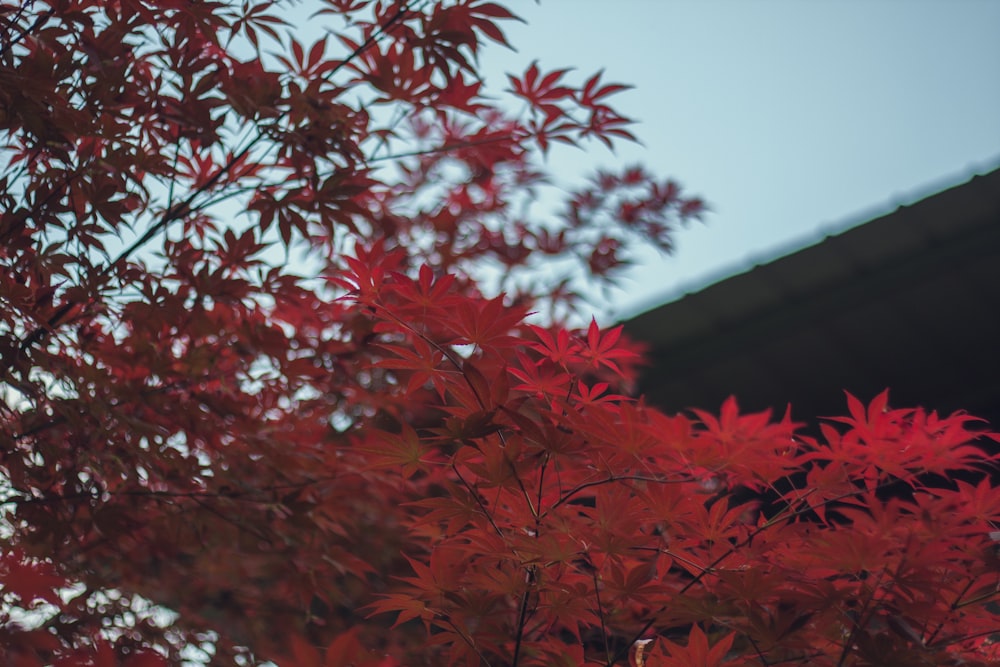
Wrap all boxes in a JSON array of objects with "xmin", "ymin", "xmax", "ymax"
[{"xmin": 1, "ymin": 1, "xmax": 998, "ymax": 665}]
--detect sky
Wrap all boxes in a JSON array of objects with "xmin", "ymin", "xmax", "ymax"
[{"xmin": 476, "ymin": 0, "xmax": 1000, "ymax": 320}]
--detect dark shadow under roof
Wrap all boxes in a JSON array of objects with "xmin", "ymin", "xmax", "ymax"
[{"xmin": 622, "ymin": 167, "xmax": 1000, "ymax": 427}]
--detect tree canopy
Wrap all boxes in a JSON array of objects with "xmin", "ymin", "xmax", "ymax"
[{"xmin": 1, "ymin": 1, "xmax": 998, "ymax": 665}]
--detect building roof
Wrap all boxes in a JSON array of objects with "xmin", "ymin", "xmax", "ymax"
[{"xmin": 622, "ymin": 167, "xmax": 1000, "ymax": 426}]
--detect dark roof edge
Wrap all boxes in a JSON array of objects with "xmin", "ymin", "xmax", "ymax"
[
  {"xmin": 621, "ymin": 158, "xmax": 1000, "ymax": 322},
  {"xmin": 622, "ymin": 163, "xmax": 1000, "ymax": 347}
]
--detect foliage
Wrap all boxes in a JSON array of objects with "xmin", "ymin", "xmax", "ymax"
[{"xmin": 1, "ymin": 0, "xmax": 999, "ymax": 665}]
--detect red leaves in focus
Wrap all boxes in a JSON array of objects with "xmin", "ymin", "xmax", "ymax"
[{"xmin": 351, "ymin": 246, "xmax": 1000, "ymax": 665}]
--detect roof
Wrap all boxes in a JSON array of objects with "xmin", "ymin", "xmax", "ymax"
[{"xmin": 622, "ymin": 166, "xmax": 1000, "ymax": 426}]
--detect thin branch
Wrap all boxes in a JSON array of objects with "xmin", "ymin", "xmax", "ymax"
[
  {"xmin": 836, "ymin": 569, "xmax": 886, "ymax": 667},
  {"xmin": 543, "ymin": 473, "xmax": 693, "ymax": 519},
  {"xmin": 535, "ymin": 451, "xmax": 548, "ymax": 526},
  {"xmin": 188, "ymin": 494, "xmax": 273, "ymax": 544},
  {"xmin": 923, "ymin": 576, "xmax": 980, "ymax": 646},
  {"xmin": 441, "ymin": 617, "xmax": 494, "ymax": 667},
  {"xmin": 0, "ymin": 5, "xmax": 54, "ymax": 60},
  {"xmin": 510, "ymin": 566, "xmax": 535, "ymax": 667},
  {"xmin": 927, "ymin": 627, "xmax": 1000, "ymax": 651},
  {"xmin": 591, "ymin": 561, "xmax": 611, "ymax": 665},
  {"xmin": 450, "ymin": 462, "xmax": 504, "ymax": 540},
  {"xmin": 747, "ymin": 635, "xmax": 772, "ymax": 666}
]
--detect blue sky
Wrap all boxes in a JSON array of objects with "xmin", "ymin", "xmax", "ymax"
[{"xmin": 477, "ymin": 0, "xmax": 1000, "ymax": 319}]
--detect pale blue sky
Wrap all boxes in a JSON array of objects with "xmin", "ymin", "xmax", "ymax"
[{"xmin": 477, "ymin": 0, "xmax": 1000, "ymax": 319}]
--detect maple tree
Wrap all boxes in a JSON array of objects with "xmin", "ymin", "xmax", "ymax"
[{"xmin": 2, "ymin": 0, "xmax": 999, "ymax": 665}]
